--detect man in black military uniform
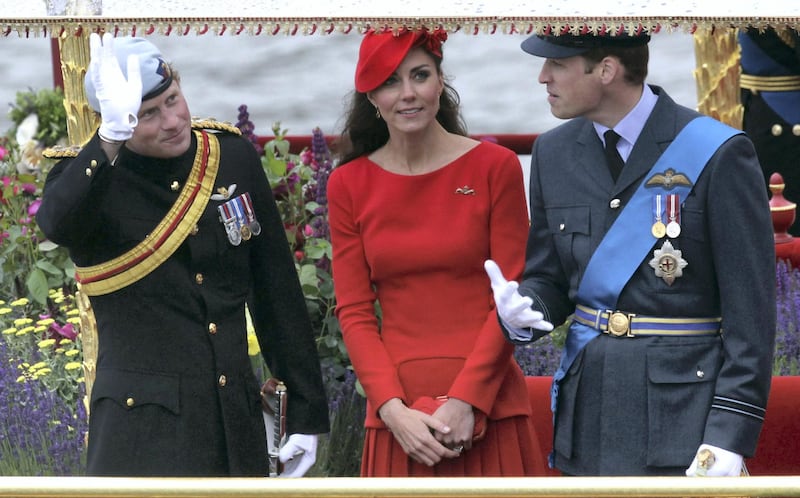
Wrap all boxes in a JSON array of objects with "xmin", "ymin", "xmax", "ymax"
[
  {"xmin": 36, "ymin": 33, "xmax": 329, "ymax": 477},
  {"xmin": 739, "ymin": 26, "xmax": 800, "ymax": 234}
]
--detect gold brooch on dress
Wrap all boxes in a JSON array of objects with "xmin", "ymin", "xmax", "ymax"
[{"xmin": 455, "ymin": 185, "xmax": 475, "ymax": 195}]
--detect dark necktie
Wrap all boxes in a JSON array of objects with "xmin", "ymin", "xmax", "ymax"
[{"xmin": 604, "ymin": 129, "xmax": 624, "ymax": 182}]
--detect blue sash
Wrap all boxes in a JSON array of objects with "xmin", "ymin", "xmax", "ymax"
[{"xmin": 547, "ymin": 116, "xmax": 739, "ymax": 465}]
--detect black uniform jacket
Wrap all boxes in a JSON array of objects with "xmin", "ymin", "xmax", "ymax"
[
  {"xmin": 509, "ymin": 87, "xmax": 776, "ymax": 475},
  {"xmin": 36, "ymin": 128, "xmax": 329, "ymax": 476}
]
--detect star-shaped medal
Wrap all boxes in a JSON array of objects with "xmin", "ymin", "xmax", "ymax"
[{"xmin": 648, "ymin": 240, "xmax": 687, "ymax": 286}]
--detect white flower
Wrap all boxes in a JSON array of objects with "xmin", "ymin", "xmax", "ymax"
[
  {"xmin": 15, "ymin": 114, "xmax": 42, "ymax": 175},
  {"xmin": 15, "ymin": 113, "xmax": 38, "ymax": 147}
]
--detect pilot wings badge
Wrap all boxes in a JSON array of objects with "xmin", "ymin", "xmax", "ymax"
[{"xmin": 645, "ymin": 168, "xmax": 692, "ymax": 191}]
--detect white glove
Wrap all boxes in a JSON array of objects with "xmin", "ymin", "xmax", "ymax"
[
  {"xmin": 685, "ymin": 444, "xmax": 744, "ymax": 477},
  {"xmin": 279, "ymin": 433, "xmax": 318, "ymax": 478},
  {"xmin": 484, "ymin": 259, "xmax": 554, "ymax": 332},
  {"xmin": 89, "ymin": 32, "xmax": 142, "ymax": 142}
]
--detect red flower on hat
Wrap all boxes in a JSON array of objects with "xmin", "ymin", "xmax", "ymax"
[{"xmin": 419, "ymin": 27, "xmax": 448, "ymax": 58}]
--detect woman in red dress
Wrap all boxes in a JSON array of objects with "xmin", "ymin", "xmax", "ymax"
[{"xmin": 327, "ymin": 27, "xmax": 546, "ymax": 477}]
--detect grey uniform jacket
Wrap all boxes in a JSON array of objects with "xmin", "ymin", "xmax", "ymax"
[{"xmin": 509, "ymin": 86, "xmax": 776, "ymax": 475}]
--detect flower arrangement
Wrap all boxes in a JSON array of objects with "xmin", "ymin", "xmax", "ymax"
[
  {"xmin": 774, "ymin": 259, "xmax": 800, "ymax": 375},
  {"xmin": 0, "ymin": 88, "xmax": 73, "ymax": 305},
  {"xmin": 0, "ymin": 88, "xmax": 86, "ymax": 475},
  {"xmin": 236, "ymin": 106, "xmax": 364, "ymax": 476},
  {"xmin": 0, "ymin": 293, "xmax": 87, "ymax": 475},
  {"xmin": 235, "ymin": 106, "xmax": 348, "ymax": 379}
]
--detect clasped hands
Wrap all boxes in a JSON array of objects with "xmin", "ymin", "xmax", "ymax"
[
  {"xmin": 484, "ymin": 260, "xmax": 553, "ymax": 334},
  {"xmin": 378, "ymin": 398, "xmax": 472, "ymax": 467}
]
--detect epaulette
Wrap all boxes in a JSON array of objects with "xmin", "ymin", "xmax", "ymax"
[
  {"xmin": 191, "ymin": 118, "xmax": 242, "ymax": 136},
  {"xmin": 42, "ymin": 145, "xmax": 82, "ymax": 159}
]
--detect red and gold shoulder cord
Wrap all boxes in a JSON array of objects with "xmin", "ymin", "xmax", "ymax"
[{"xmin": 75, "ymin": 130, "xmax": 220, "ymax": 296}]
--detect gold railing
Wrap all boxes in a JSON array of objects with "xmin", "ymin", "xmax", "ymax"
[{"xmin": 1, "ymin": 476, "xmax": 800, "ymax": 497}]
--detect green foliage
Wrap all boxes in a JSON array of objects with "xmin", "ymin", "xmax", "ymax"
[
  {"xmin": 7, "ymin": 87, "xmax": 68, "ymax": 148},
  {"xmin": 0, "ymin": 174, "xmax": 73, "ymax": 304},
  {"xmin": 260, "ymin": 123, "xmax": 348, "ymax": 378}
]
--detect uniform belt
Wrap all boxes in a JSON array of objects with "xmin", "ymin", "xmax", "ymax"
[
  {"xmin": 740, "ymin": 74, "xmax": 800, "ymax": 92},
  {"xmin": 574, "ymin": 304, "xmax": 722, "ymax": 338}
]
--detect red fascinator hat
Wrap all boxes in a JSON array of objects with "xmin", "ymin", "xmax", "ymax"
[{"xmin": 354, "ymin": 27, "xmax": 448, "ymax": 93}]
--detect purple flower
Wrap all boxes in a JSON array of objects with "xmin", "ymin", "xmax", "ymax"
[
  {"xmin": 50, "ymin": 322, "xmax": 77, "ymax": 341},
  {"xmin": 775, "ymin": 260, "xmax": 800, "ymax": 375},
  {"xmin": 514, "ymin": 333, "xmax": 561, "ymax": 377},
  {"xmin": 0, "ymin": 340, "xmax": 88, "ymax": 475},
  {"xmin": 234, "ymin": 104, "xmax": 263, "ymax": 156}
]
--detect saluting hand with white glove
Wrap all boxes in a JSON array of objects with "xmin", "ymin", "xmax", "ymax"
[
  {"xmin": 279, "ymin": 433, "xmax": 318, "ymax": 478},
  {"xmin": 484, "ymin": 260, "xmax": 553, "ymax": 334},
  {"xmin": 89, "ymin": 32, "xmax": 142, "ymax": 143}
]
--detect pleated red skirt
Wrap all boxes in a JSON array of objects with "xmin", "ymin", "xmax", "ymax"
[{"xmin": 360, "ymin": 415, "xmax": 548, "ymax": 477}]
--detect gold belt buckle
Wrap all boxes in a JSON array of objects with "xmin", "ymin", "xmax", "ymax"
[{"xmin": 607, "ymin": 311, "xmax": 635, "ymax": 337}]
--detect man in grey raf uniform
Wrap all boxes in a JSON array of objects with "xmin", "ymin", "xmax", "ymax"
[
  {"xmin": 36, "ymin": 33, "xmax": 329, "ymax": 477},
  {"xmin": 485, "ymin": 28, "xmax": 776, "ymax": 476}
]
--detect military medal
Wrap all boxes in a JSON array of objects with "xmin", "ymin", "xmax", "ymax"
[
  {"xmin": 242, "ymin": 192, "xmax": 262, "ymax": 236},
  {"xmin": 217, "ymin": 203, "xmax": 242, "ymax": 246},
  {"xmin": 230, "ymin": 198, "xmax": 252, "ymax": 241},
  {"xmin": 666, "ymin": 193, "xmax": 681, "ymax": 238},
  {"xmin": 229, "ymin": 224, "xmax": 243, "ymax": 245},
  {"xmin": 651, "ymin": 194, "xmax": 666, "ymax": 238},
  {"xmin": 648, "ymin": 240, "xmax": 687, "ymax": 285},
  {"xmin": 217, "ymin": 191, "xmax": 262, "ymax": 245}
]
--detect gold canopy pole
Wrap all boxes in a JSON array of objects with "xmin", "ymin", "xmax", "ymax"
[
  {"xmin": 57, "ymin": 28, "xmax": 97, "ymax": 146},
  {"xmin": 48, "ymin": 2, "xmax": 102, "ymax": 422},
  {"xmin": 50, "ymin": 0, "xmax": 101, "ymax": 145},
  {"xmin": 693, "ymin": 26, "xmax": 744, "ymax": 129}
]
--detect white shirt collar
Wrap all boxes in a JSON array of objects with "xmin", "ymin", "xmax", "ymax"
[{"xmin": 593, "ymin": 84, "xmax": 658, "ymax": 161}]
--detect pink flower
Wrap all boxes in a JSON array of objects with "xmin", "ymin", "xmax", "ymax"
[
  {"xmin": 50, "ymin": 322, "xmax": 78, "ymax": 341},
  {"xmin": 300, "ymin": 149, "xmax": 313, "ymax": 166},
  {"xmin": 27, "ymin": 199, "xmax": 41, "ymax": 217},
  {"xmin": 0, "ymin": 146, "xmax": 7, "ymax": 161}
]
